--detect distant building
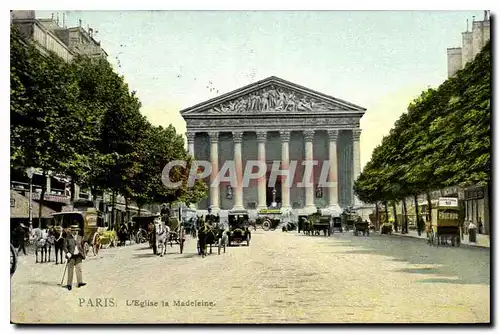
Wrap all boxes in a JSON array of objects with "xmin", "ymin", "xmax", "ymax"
[
  {"xmin": 10, "ymin": 10, "xmax": 107, "ymax": 61},
  {"xmin": 447, "ymin": 11, "xmax": 490, "ymax": 78},
  {"xmin": 10, "ymin": 10, "xmax": 112, "ymax": 226}
]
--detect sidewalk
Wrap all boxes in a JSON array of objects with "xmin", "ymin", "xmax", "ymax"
[{"xmin": 388, "ymin": 229, "xmax": 490, "ymax": 249}]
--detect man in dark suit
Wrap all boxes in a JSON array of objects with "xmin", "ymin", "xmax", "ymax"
[{"xmin": 63, "ymin": 225, "xmax": 86, "ymax": 291}]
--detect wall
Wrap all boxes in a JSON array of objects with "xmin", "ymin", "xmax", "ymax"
[
  {"xmin": 461, "ymin": 32, "xmax": 473, "ymax": 68},
  {"xmin": 472, "ymin": 20, "xmax": 490, "ymax": 59},
  {"xmin": 447, "ymin": 47, "xmax": 462, "ymax": 78}
]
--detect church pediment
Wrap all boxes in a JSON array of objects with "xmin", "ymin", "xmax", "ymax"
[{"xmin": 180, "ymin": 76, "xmax": 365, "ymax": 116}]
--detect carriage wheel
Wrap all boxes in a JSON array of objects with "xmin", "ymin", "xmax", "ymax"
[
  {"xmin": 10, "ymin": 244, "xmax": 17, "ymax": 277},
  {"xmin": 246, "ymin": 234, "xmax": 250, "ymax": 246},
  {"xmin": 262, "ymin": 220, "xmax": 271, "ymax": 231}
]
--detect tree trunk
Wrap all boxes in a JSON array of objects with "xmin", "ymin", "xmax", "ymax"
[
  {"xmin": 402, "ymin": 198, "xmax": 408, "ymax": 234},
  {"xmin": 375, "ymin": 202, "xmax": 380, "ymax": 230},
  {"xmin": 38, "ymin": 170, "xmax": 47, "ymax": 228},
  {"xmin": 426, "ymin": 192, "xmax": 432, "ymax": 224},
  {"xmin": 383, "ymin": 201, "xmax": 389, "ymax": 224},
  {"xmin": 111, "ymin": 191, "xmax": 116, "ymax": 230},
  {"xmin": 138, "ymin": 205, "xmax": 142, "ymax": 217},
  {"xmin": 125, "ymin": 197, "xmax": 129, "ymax": 223},
  {"xmin": 392, "ymin": 201, "xmax": 398, "ymax": 232},
  {"xmin": 414, "ymin": 194, "xmax": 421, "ymax": 236}
]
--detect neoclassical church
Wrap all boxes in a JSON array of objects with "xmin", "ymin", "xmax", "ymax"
[{"xmin": 181, "ymin": 76, "xmax": 365, "ymax": 216}]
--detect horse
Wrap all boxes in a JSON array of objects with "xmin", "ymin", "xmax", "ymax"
[
  {"xmin": 31, "ymin": 228, "xmax": 50, "ymax": 263},
  {"xmin": 197, "ymin": 222, "xmax": 220, "ymax": 257},
  {"xmin": 48, "ymin": 227, "xmax": 66, "ymax": 264},
  {"xmin": 154, "ymin": 220, "xmax": 170, "ymax": 257}
]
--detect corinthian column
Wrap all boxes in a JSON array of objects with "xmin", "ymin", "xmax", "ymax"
[
  {"xmin": 327, "ymin": 129, "xmax": 341, "ymax": 215},
  {"xmin": 209, "ymin": 131, "xmax": 220, "ymax": 212},
  {"xmin": 257, "ymin": 131, "xmax": 267, "ymax": 211},
  {"xmin": 303, "ymin": 130, "xmax": 316, "ymax": 213},
  {"xmin": 232, "ymin": 131, "xmax": 244, "ymax": 210},
  {"xmin": 280, "ymin": 130, "xmax": 291, "ymax": 211},
  {"xmin": 186, "ymin": 132, "xmax": 195, "ymax": 157},
  {"xmin": 352, "ymin": 129, "xmax": 362, "ymax": 206}
]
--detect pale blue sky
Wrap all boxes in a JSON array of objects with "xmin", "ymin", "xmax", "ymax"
[{"xmin": 37, "ymin": 10, "xmax": 484, "ymax": 168}]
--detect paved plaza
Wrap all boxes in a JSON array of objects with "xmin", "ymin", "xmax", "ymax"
[{"xmin": 11, "ymin": 230, "xmax": 490, "ymax": 324}]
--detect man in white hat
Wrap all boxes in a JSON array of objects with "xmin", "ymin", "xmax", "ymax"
[{"xmin": 63, "ymin": 225, "xmax": 86, "ymax": 291}]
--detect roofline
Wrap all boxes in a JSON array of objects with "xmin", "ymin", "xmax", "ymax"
[{"xmin": 180, "ymin": 76, "xmax": 366, "ymax": 115}]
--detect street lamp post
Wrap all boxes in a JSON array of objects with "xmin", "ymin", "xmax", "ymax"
[{"xmin": 25, "ymin": 167, "xmax": 35, "ymax": 231}]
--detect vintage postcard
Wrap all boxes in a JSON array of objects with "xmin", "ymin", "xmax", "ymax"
[{"xmin": 9, "ymin": 9, "xmax": 490, "ymax": 324}]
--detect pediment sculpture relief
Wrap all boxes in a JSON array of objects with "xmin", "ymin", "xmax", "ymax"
[{"xmin": 209, "ymin": 85, "xmax": 341, "ymax": 113}]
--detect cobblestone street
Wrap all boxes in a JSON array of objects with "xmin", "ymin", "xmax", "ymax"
[{"xmin": 11, "ymin": 230, "xmax": 490, "ymax": 324}]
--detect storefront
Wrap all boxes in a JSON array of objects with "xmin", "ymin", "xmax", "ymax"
[{"xmin": 464, "ymin": 186, "xmax": 489, "ymax": 235}]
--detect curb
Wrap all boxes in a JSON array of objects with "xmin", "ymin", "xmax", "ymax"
[{"xmin": 383, "ymin": 232, "xmax": 490, "ymax": 250}]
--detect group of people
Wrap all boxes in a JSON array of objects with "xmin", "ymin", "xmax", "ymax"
[{"xmin": 11, "ymin": 222, "xmax": 87, "ymax": 291}]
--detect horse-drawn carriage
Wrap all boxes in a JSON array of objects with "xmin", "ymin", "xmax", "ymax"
[
  {"xmin": 332, "ymin": 215, "xmax": 343, "ymax": 233},
  {"xmin": 196, "ymin": 217, "xmax": 227, "ymax": 256},
  {"xmin": 52, "ymin": 207, "xmax": 101, "ymax": 257},
  {"xmin": 227, "ymin": 210, "xmax": 251, "ymax": 246},
  {"xmin": 164, "ymin": 216, "xmax": 185, "ymax": 254},
  {"xmin": 428, "ymin": 198, "xmax": 461, "ymax": 247},
  {"xmin": 353, "ymin": 218, "xmax": 370, "ymax": 236},
  {"xmin": 341, "ymin": 209, "xmax": 360, "ymax": 231}
]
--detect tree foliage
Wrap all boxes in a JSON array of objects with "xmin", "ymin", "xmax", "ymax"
[
  {"xmin": 10, "ymin": 25, "xmax": 208, "ymax": 209},
  {"xmin": 354, "ymin": 41, "xmax": 491, "ymax": 205}
]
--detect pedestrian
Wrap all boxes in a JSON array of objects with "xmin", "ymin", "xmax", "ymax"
[
  {"xmin": 477, "ymin": 218, "xmax": 483, "ymax": 234},
  {"xmin": 63, "ymin": 225, "xmax": 87, "ymax": 291}
]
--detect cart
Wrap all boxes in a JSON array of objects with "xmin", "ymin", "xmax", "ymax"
[
  {"xmin": 428, "ymin": 198, "xmax": 461, "ymax": 247},
  {"xmin": 52, "ymin": 207, "xmax": 101, "ymax": 256}
]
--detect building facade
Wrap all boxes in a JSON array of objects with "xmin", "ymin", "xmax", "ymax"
[
  {"xmin": 447, "ymin": 11, "xmax": 490, "ymax": 78},
  {"xmin": 181, "ymin": 76, "xmax": 366, "ymax": 217}
]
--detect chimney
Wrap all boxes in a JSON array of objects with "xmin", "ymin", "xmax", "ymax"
[
  {"xmin": 89, "ymin": 28, "xmax": 93, "ymax": 38},
  {"xmin": 56, "ymin": 12, "xmax": 60, "ymax": 25},
  {"xmin": 62, "ymin": 13, "xmax": 66, "ymax": 28},
  {"xmin": 466, "ymin": 19, "xmax": 469, "ymax": 32},
  {"xmin": 484, "ymin": 10, "xmax": 490, "ymax": 21},
  {"xmin": 79, "ymin": 19, "xmax": 82, "ymax": 27},
  {"xmin": 51, "ymin": 13, "xmax": 54, "ymax": 20}
]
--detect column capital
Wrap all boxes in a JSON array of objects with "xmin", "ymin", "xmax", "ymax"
[
  {"xmin": 303, "ymin": 129, "xmax": 315, "ymax": 142},
  {"xmin": 186, "ymin": 131, "xmax": 195, "ymax": 143},
  {"xmin": 327, "ymin": 129, "xmax": 339, "ymax": 141},
  {"xmin": 232, "ymin": 131, "xmax": 243, "ymax": 144},
  {"xmin": 279, "ymin": 130, "xmax": 291, "ymax": 142},
  {"xmin": 208, "ymin": 131, "xmax": 219, "ymax": 143},
  {"xmin": 352, "ymin": 128, "xmax": 362, "ymax": 141},
  {"xmin": 256, "ymin": 131, "xmax": 267, "ymax": 143}
]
